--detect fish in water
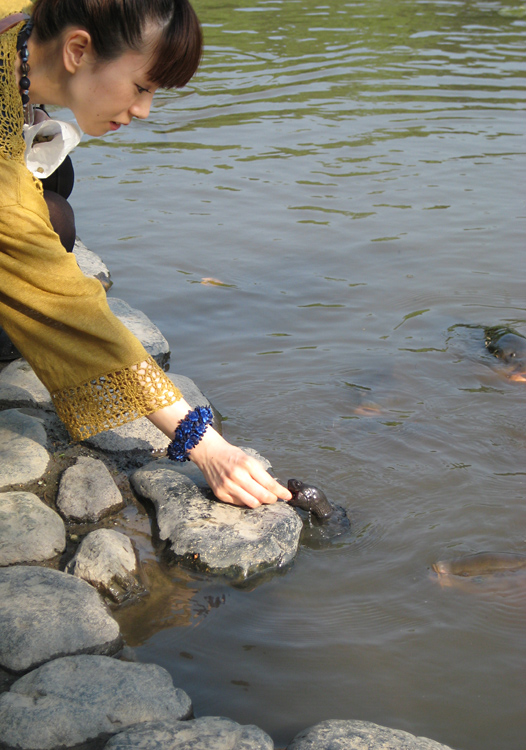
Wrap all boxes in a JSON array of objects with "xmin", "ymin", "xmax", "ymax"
[
  {"xmin": 287, "ymin": 478, "xmax": 334, "ymax": 520},
  {"xmin": 484, "ymin": 327, "xmax": 526, "ymax": 381},
  {"xmin": 433, "ymin": 551, "xmax": 526, "ymax": 578}
]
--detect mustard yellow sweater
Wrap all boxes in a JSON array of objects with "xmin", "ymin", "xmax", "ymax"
[{"xmin": 0, "ymin": 0, "xmax": 181, "ymax": 439}]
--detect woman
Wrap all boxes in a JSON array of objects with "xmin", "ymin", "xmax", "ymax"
[{"xmin": 0, "ymin": 0, "xmax": 291, "ymax": 509}]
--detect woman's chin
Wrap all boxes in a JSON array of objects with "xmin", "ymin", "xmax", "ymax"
[{"xmin": 80, "ymin": 122, "xmax": 117, "ymax": 137}]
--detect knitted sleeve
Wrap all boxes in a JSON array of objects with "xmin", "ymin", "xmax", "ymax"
[{"xmin": 0, "ymin": 158, "xmax": 182, "ymax": 440}]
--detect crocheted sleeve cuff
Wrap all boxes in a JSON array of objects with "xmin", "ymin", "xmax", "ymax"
[{"xmin": 50, "ymin": 355, "xmax": 182, "ymax": 441}]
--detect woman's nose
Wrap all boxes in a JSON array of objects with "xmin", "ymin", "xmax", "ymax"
[{"xmin": 129, "ymin": 94, "xmax": 154, "ymax": 120}]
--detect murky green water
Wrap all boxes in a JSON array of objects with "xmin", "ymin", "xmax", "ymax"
[{"xmin": 68, "ymin": 0, "xmax": 525, "ymax": 747}]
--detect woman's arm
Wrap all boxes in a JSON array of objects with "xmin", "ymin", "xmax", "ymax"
[{"xmin": 147, "ymin": 400, "xmax": 292, "ymax": 508}]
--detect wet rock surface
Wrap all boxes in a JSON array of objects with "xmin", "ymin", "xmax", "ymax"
[
  {"xmin": 104, "ymin": 716, "xmax": 274, "ymax": 750},
  {"xmin": 0, "ymin": 491, "xmax": 65, "ymax": 566},
  {"xmin": 287, "ymin": 720, "xmax": 456, "ymax": 750},
  {"xmin": 0, "ymin": 655, "xmax": 192, "ymax": 750},
  {"xmin": 131, "ymin": 460, "xmax": 302, "ymax": 582},
  {"xmin": 57, "ymin": 456, "xmax": 124, "ymax": 522},
  {"xmin": 296, "ymin": 502, "xmax": 351, "ymax": 550},
  {"xmin": 67, "ymin": 528, "xmax": 145, "ymax": 603},
  {"xmin": 0, "ymin": 566, "xmax": 122, "ymax": 674},
  {"xmin": 0, "ymin": 409, "xmax": 50, "ymax": 489}
]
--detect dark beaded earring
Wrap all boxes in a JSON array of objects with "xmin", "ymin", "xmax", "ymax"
[{"xmin": 17, "ymin": 20, "xmax": 34, "ymax": 125}]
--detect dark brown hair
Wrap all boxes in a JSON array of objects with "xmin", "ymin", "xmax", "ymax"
[{"xmin": 31, "ymin": 0, "xmax": 202, "ymax": 87}]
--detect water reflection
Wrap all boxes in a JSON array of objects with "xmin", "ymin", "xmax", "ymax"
[{"xmin": 114, "ymin": 560, "xmax": 229, "ymax": 647}]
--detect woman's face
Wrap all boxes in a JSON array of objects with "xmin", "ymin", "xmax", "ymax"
[{"xmin": 65, "ymin": 44, "xmax": 158, "ymax": 136}]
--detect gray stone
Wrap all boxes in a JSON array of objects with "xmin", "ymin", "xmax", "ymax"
[
  {"xmin": 0, "ymin": 409, "xmax": 49, "ymax": 490},
  {"xmin": 86, "ymin": 414, "xmax": 172, "ymax": 453},
  {"xmin": 85, "ymin": 374, "xmax": 216, "ymax": 453},
  {"xmin": 0, "ymin": 566, "xmax": 122, "ymax": 673},
  {"xmin": 168, "ymin": 374, "xmax": 216, "ymax": 415},
  {"xmin": 104, "ymin": 716, "xmax": 274, "ymax": 750},
  {"xmin": 67, "ymin": 528, "xmax": 145, "ymax": 603},
  {"xmin": 57, "ymin": 456, "xmax": 124, "ymax": 522},
  {"xmin": 130, "ymin": 461, "xmax": 302, "ymax": 582},
  {"xmin": 0, "ymin": 655, "xmax": 192, "ymax": 750},
  {"xmin": 287, "ymin": 720, "xmax": 456, "ymax": 750},
  {"xmin": 0, "ymin": 491, "xmax": 65, "ymax": 566},
  {"xmin": 0, "ymin": 359, "xmax": 52, "ymax": 409},
  {"xmin": 107, "ymin": 297, "xmax": 170, "ymax": 368},
  {"xmin": 73, "ymin": 238, "xmax": 112, "ymax": 290}
]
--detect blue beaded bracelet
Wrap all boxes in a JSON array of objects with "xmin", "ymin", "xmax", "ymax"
[{"xmin": 167, "ymin": 405, "xmax": 213, "ymax": 462}]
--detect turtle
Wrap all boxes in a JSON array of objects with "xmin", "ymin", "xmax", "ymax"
[
  {"xmin": 286, "ymin": 478, "xmax": 351, "ymax": 549},
  {"xmin": 287, "ymin": 478, "xmax": 333, "ymax": 520}
]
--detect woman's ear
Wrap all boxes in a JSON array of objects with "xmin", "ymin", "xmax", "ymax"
[{"xmin": 62, "ymin": 30, "xmax": 93, "ymax": 74}]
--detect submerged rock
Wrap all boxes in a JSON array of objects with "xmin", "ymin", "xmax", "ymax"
[
  {"xmin": 105, "ymin": 716, "xmax": 274, "ymax": 750},
  {"xmin": 67, "ymin": 528, "xmax": 146, "ymax": 603},
  {"xmin": 131, "ymin": 460, "xmax": 302, "ymax": 582},
  {"xmin": 297, "ymin": 503, "xmax": 351, "ymax": 550},
  {"xmin": 0, "ymin": 566, "xmax": 122, "ymax": 674},
  {"xmin": 0, "ymin": 491, "xmax": 65, "ymax": 566},
  {"xmin": 0, "ymin": 409, "xmax": 49, "ymax": 490},
  {"xmin": 0, "ymin": 655, "xmax": 192, "ymax": 750},
  {"xmin": 287, "ymin": 719, "xmax": 456, "ymax": 750},
  {"xmin": 57, "ymin": 456, "xmax": 124, "ymax": 522}
]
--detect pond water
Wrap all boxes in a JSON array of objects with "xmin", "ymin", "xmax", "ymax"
[{"xmin": 67, "ymin": 0, "xmax": 525, "ymax": 747}]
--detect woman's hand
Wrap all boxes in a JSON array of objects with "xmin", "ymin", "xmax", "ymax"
[
  {"xmin": 189, "ymin": 427, "xmax": 292, "ymax": 508},
  {"xmin": 147, "ymin": 398, "xmax": 292, "ymax": 508}
]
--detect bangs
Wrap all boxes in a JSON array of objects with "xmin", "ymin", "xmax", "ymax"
[
  {"xmin": 32, "ymin": 0, "xmax": 202, "ymax": 89},
  {"xmin": 147, "ymin": 1, "xmax": 202, "ymax": 88}
]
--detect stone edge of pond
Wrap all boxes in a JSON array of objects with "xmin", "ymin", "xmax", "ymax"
[{"xmin": 0, "ymin": 241, "xmax": 457, "ymax": 750}]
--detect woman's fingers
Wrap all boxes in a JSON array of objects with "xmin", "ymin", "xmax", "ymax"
[
  {"xmin": 189, "ymin": 428, "xmax": 292, "ymax": 508},
  {"xmin": 215, "ymin": 465, "xmax": 288, "ymax": 508},
  {"xmin": 205, "ymin": 456, "xmax": 286, "ymax": 507}
]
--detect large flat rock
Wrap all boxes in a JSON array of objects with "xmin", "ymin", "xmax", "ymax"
[
  {"xmin": 0, "ymin": 410, "xmax": 49, "ymax": 489},
  {"xmin": 0, "ymin": 655, "xmax": 192, "ymax": 750},
  {"xmin": 0, "ymin": 566, "xmax": 122, "ymax": 674},
  {"xmin": 104, "ymin": 716, "xmax": 273, "ymax": 750},
  {"xmin": 287, "ymin": 720, "xmax": 456, "ymax": 750},
  {"xmin": 130, "ymin": 460, "xmax": 302, "ymax": 582},
  {"xmin": 0, "ymin": 491, "xmax": 65, "ymax": 566}
]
